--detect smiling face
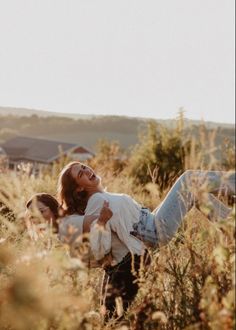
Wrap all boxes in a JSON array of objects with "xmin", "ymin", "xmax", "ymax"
[
  {"xmin": 28, "ymin": 200, "xmax": 56, "ymax": 223},
  {"xmin": 26, "ymin": 193, "xmax": 60, "ymax": 235},
  {"xmin": 70, "ymin": 163, "xmax": 102, "ymax": 194}
]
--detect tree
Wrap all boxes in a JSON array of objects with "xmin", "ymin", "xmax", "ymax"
[
  {"xmin": 89, "ymin": 139, "xmax": 126, "ymax": 174},
  {"xmin": 127, "ymin": 120, "xmax": 188, "ymax": 192}
]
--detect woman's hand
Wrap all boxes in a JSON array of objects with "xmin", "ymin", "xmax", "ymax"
[
  {"xmin": 83, "ymin": 201, "xmax": 113, "ymax": 232},
  {"xmin": 98, "ymin": 252, "xmax": 113, "ymax": 268},
  {"xmin": 97, "ymin": 201, "xmax": 113, "ymax": 227}
]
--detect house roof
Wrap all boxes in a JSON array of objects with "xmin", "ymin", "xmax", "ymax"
[
  {"xmin": 73, "ymin": 146, "xmax": 94, "ymax": 155},
  {"xmin": 1, "ymin": 136, "xmax": 78, "ymax": 163}
]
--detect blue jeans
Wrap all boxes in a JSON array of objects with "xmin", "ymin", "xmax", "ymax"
[{"xmin": 153, "ymin": 170, "xmax": 235, "ymax": 245}]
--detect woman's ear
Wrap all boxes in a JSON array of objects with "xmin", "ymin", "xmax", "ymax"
[{"xmin": 76, "ymin": 187, "xmax": 84, "ymax": 193}]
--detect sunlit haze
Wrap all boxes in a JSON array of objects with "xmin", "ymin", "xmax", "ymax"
[{"xmin": 0, "ymin": 1, "xmax": 234, "ymax": 123}]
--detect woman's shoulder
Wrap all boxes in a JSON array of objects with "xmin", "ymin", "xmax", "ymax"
[
  {"xmin": 58, "ymin": 214, "xmax": 84, "ymax": 243},
  {"xmin": 88, "ymin": 192, "xmax": 108, "ymax": 203},
  {"xmin": 59, "ymin": 214, "xmax": 84, "ymax": 228},
  {"xmin": 88, "ymin": 191, "xmax": 138, "ymax": 206}
]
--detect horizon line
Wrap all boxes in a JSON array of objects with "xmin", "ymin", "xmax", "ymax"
[{"xmin": 0, "ymin": 104, "xmax": 235, "ymax": 126}]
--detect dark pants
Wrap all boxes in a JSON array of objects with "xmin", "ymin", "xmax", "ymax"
[{"xmin": 101, "ymin": 252, "xmax": 150, "ymax": 319}]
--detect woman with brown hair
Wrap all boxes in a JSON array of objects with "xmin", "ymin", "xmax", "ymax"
[
  {"xmin": 26, "ymin": 193, "xmax": 60, "ymax": 234},
  {"xmin": 26, "ymin": 192, "xmax": 112, "ymax": 246},
  {"xmin": 58, "ymin": 162, "xmax": 235, "ymax": 252},
  {"xmin": 57, "ymin": 161, "xmax": 235, "ymax": 318},
  {"xmin": 57, "ymin": 162, "xmax": 150, "ymax": 318}
]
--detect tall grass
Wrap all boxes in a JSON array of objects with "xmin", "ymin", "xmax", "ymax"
[{"xmin": 0, "ymin": 152, "xmax": 235, "ymax": 329}]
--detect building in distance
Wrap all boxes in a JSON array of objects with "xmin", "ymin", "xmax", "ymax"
[{"xmin": 0, "ymin": 136, "xmax": 94, "ymax": 171}]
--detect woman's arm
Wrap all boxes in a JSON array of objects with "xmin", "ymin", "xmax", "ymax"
[
  {"xmin": 96, "ymin": 201, "xmax": 113, "ymax": 226},
  {"xmin": 85, "ymin": 193, "xmax": 108, "ymax": 216},
  {"xmin": 84, "ymin": 197, "xmax": 114, "ymax": 261},
  {"xmin": 83, "ymin": 201, "xmax": 113, "ymax": 233},
  {"xmin": 89, "ymin": 221, "xmax": 112, "ymax": 261}
]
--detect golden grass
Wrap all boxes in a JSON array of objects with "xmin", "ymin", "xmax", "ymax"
[{"xmin": 0, "ymin": 163, "xmax": 235, "ymax": 330}]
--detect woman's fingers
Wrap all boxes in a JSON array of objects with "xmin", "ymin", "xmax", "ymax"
[
  {"xmin": 98, "ymin": 201, "xmax": 113, "ymax": 225},
  {"xmin": 103, "ymin": 201, "xmax": 109, "ymax": 208}
]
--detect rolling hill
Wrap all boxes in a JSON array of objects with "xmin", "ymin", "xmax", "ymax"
[{"xmin": 0, "ymin": 106, "xmax": 235, "ymax": 151}]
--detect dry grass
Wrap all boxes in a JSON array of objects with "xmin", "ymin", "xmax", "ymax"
[{"xmin": 0, "ymin": 162, "xmax": 235, "ymax": 330}]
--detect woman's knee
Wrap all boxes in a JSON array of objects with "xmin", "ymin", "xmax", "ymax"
[
  {"xmin": 179, "ymin": 170, "xmax": 203, "ymax": 182},
  {"xmin": 176, "ymin": 170, "xmax": 193, "ymax": 184},
  {"xmin": 182, "ymin": 169, "xmax": 200, "ymax": 177},
  {"xmin": 174, "ymin": 170, "xmax": 204, "ymax": 192}
]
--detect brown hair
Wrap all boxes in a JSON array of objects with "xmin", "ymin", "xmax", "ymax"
[
  {"xmin": 57, "ymin": 161, "xmax": 88, "ymax": 216},
  {"xmin": 26, "ymin": 193, "xmax": 60, "ymax": 232}
]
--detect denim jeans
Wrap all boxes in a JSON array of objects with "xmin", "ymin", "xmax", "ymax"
[
  {"xmin": 153, "ymin": 170, "xmax": 235, "ymax": 245},
  {"xmin": 131, "ymin": 208, "xmax": 157, "ymax": 246}
]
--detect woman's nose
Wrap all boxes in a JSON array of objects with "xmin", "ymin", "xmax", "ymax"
[{"xmin": 84, "ymin": 168, "xmax": 91, "ymax": 176}]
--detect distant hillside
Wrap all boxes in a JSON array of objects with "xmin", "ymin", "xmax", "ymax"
[
  {"xmin": 0, "ymin": 106, "xmax": 234, "ymax": 129},
  {"xmin": 0, "ymin": 106, "xmax": 92, "ymax": 119},
  {"xmin": 0, "ymin": 107, "xmax": 235, "ymax": 151}
]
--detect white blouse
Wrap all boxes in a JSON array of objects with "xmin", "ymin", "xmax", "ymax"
[
  {"xmin": 85, "ymin": 192, "xmax": 146, "ymax": 262},
  {"xmin": 58, "ymin": 214, "xmax": 84, "ymax": 244},
  {"xmin": 58, "ymin": 213, "xmax": 130, "ymax": 267}
]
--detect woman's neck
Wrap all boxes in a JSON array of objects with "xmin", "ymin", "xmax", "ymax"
[{"xmin": 86, "ymin": 185, "xmax": 104, "ymax": 198}]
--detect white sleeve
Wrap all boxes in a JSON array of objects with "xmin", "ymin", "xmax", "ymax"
[
  {"xmin": 86, "ymin": 194, "xmax": 112, "ymax": 260},
  {"xmin": 89, "ymin": 220, "xmax": 112, "ymax": 260},
  {"xmin": 85, "ymin": 193, "xmax": 107, "ymax": 216}
]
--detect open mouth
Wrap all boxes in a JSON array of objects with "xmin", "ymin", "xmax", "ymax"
[{"xmin": 89, "ymin": 173, "xmax": 96, "ymax": 181}]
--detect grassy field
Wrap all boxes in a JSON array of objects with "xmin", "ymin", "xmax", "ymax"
[{"xmin": 0, "ymin": 161, "xmax": 235, "ymax": 330}]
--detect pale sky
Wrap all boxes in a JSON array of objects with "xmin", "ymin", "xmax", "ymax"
[{"xmin": 0, "ymin": 1, "xmax": 235, "ymax": 123}]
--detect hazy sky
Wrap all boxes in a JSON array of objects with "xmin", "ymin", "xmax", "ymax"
[{"xmin": 0, "ymin": 1, "xmax": 234, "ymax": 123}]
